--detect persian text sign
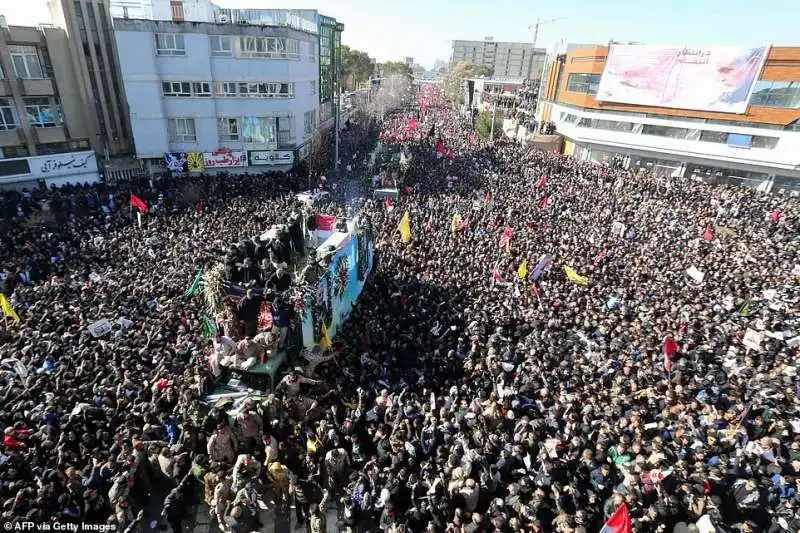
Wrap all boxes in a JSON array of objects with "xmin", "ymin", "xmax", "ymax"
[
  {"xmin": 203, "ymin": 151, "xmax": 248, "ymax": 168},
  {"xmin": 597, "ymin": 45, "xmax": 770, "ymax": 114}
]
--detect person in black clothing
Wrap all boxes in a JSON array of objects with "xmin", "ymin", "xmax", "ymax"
[
  {"xmin": 267, "ymin": 265, "xmax": 292, "ymax": 294},
  {"xmin": 238, "ymin": 288, "xmax": 262, "ymax": 338}
]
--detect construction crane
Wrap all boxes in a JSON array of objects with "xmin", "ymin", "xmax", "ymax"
[{"xmin": 529, "ymin": 17, "xmax": 565, "ymax": 55}]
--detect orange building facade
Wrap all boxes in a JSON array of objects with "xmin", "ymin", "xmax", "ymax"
[{"xmin": 538, "ymin": 45, "xmax": 800, "ymax": 194}]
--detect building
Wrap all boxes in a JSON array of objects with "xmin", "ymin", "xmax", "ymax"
[
  {"xmin": 451, "ymin": 37, "xmax": 546, "ymax": 80},
  {"xmin": 538, "ymin": 44, "xmax": 800, "ymax": 194},
  {"xmin": 48, "ymin": 0, "xmax": 132, "ymax": 158},
  {"xmin": 0, "ymin": 17, "xmax": 102, "ymax": 187},
  {"xmin": 109, "ymin": 0, "xmax": 342, "ymax": 174}
]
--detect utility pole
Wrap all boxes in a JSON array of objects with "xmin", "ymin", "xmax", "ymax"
[{"xmin": 490, "ymin": 102, "xmax": 497, "ymax": 139}]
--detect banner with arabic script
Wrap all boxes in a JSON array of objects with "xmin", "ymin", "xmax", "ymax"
[
  {"xmin": 202, "ymin": 151, "xmax": 247, "ymax": 168},
  {"xmin": 597, "ymin": 45, "xmax": 769, "ymax": 114}
]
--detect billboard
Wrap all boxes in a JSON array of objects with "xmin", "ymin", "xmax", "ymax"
[{"xmin": 597, "ymin": 45, "xmax": 770, "ymax": 114}]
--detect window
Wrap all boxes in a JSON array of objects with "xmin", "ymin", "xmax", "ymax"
[
  {"xmin": 213, "ymin": 82, "xmax": 237, "ymax": 97},
  {"xmin": 309, "ymin": 80, "xmax": 317, "ymax": 96},
  {"xmin": 238, "ymin": 36, "xmax": 300, "ymax": 59},
  {"xmin": 699, "ymin": 130, "xmax": 728, "ymax": 144},
  {"xmin": 0, "ymin": 99, "xmax": 17, "ymax": 131},
  {"xmin": 170, "ymin": 1, "xmax": 184, "ymax": 22},
  {"xmin": 24, "ymin": 97, "xmax": 58, "ymax": 128},
  {"xmin": 304, "ymin": 110, "xmax": 317, "ymax": 136},
  {"xmin": 210, "ymin": 35, "xmax": 232, "ymax": 56},
  {"xmin": 566, "ymin": 73, "xmax": 601, "ymax": 95},
  {"xmin": 751, "ymin": 135, "xmax": 779, "ymax": 149},
  {"xmin": 162, "ymin": 81, "xmax": 191, "ymax": 97},
  {"xmin": 217, "ymin": 118, "xmax": 239, "ymax": 141},
  {"xmin": 192, "ymin": 82, "xmax": 211, "ymax": 96},
  {"xmin": 235, "ymin": 82, "xmax": 294, "ymax": 98},
  {"xmin": 155, "ymin": 33, "xmax": 186, "ymax": 56},
  {"xmin": 242, "ymin": 117, "xmax": 276, "ymax": 144},
  {"xmin": 641, "ymin": 124, "xmax": 689, "ymax": 139},
  {"xmin": 750, "ymin": 80, "xmax": 800, "ymax": 109},
  {"xmin": 10, "ymin": 46, "xmax": 44, "ymax": 79},
  {"xmin": 309, "ymin": 42, "xmax": 316, "ymax": 62},
  {"xmin": 167, "ymin": 118, "xmax": 196, "ymax": 142},
  {"xmin": 162, "ymin": 81, "xmax": 210, "ymax": 97}
]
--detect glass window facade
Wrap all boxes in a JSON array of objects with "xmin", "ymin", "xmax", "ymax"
[
  {"xmin": 749, "ymin": 80, "xmax": 800, "ymax": 109},
  {"xmin": 566, "ymin": 73, "xmax": 601, "ymax": 94}
]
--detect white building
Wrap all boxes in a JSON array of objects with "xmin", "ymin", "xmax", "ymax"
[
  {"xmin": 451, "ymin": 37, "xmax": 546, "ymax": 80},
  {"xmin": 111, "ymin": 0, "xmax": 323, "ymax": 173}
]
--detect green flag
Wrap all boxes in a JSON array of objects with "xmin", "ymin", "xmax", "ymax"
[
  {"xmin": 202, "ymin": 315, "xmax": 217, "ymax": 338},
  {"xmin": 184, "ymin": 267, "xmax": 203, "ymax": 297},
  {"xmin": 739, "ymin": 298, "xmax": 757, "ymax": 317}
]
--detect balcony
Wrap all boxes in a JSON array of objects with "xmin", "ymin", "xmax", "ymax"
[
  {"xmin": 20, "ymin": 78, "xmax": 55, "ymax": 96},
  {"xmin": 0, "ymin": 80, "xmax": 11, "ymax": 97},
  {"xmin": 32, "ymin": 126, "xmax": 67, "ymax": 144},
  {"xmin": 0, "ymin": 129, "xmax": 25, "ymax": 148}
]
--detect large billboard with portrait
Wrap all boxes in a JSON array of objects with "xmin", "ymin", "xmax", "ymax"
[{"xmin": 596, "ymin": 45, "xmax": 770, "ymax": 114}]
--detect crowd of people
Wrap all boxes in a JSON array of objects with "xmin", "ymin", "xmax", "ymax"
[{"xmin": 0, "ymin": 86, "xmax": 799, "ymax": 533}]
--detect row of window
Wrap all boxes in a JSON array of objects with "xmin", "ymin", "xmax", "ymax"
[
  {"xmin": 561, "ymin": 112, "xmax": 781, "ymax": 149},
  {"xmin": 0, "ymin": 97, "xmax": 63, "ymax": 130},
  {"xmin": 167, "ymin": 115, "xmax": 309, "ymax": 144},
  {"xmin": 565, "ymin": 73, "xmax": 800, "ymax": 110},
  {"xmin": 161, "ymin": 80, "xmax": 317, "ymax": 99},
  {"xmin": 0, "ymin": 45, "xmax": 45, "ymax": 80},
  {"xmin": 555, "ymin": 101, "xmax": 800, "ymax": 132},
  {"xmin": 156, "ymin": 33, "xmax": 311, "ymax": 61}
]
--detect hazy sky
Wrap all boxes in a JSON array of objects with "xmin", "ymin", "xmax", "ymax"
[{"xmin": 4, "ymin": 0, "xmax": 800, "ymax": 69}]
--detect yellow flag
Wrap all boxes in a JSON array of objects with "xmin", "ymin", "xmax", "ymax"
[
  {"xmin": 451, "ymin": 213, "xmax": 462, "ymax": 234},
  {"xmin": 517, "ymin": 259, "xmax": 528, "ymax": 279},
  {"xmin": 398, "ymin": 211, "xmax": 411, "ymax": 243},
  {"xmin": 0, "ymin": 294, "xmax": 19, "ymax": 322},
  {"xmin": 320, "ymin": 323, "xmax": 332, "ymax": 351},
  {"xmin": 563, "ymin": 266, "xmax": 589, "ymax": 286}
]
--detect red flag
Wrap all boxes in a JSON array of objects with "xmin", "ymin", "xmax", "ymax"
[
  {"xmin": 315, "ymin": 214, "xmax": 337, "ymax": 231},
  {"xmin": 540, "ymin": 195, "xmax": 549, "ymax": 209},
  {"xmin": 600, "ymin": 503, "xmax": 633, "ymax": 533},
  {"xmin": 771, "ymin": 209, "xmax": 782, "ymax": 224},
  {"xmin": 499, "ymin": 225, "xmax": 513, "ymax": 248},
  {"xmin": 594, "ymin": 248, "xmax": 607, "ymax": 265},
  {"xmin": 406, "ymin": 117, "xmax": 417, "ymax": 132},
  {"xmin": 703, "ymin": 223, "xmax": 712, "ymax": 242},
  {"xmin": 384, "ymin": 197, "xmax": 393, "ymax": 211},
  {"xmin": 484, "ymin": 190, "xmax": 491, "ymax": 206},
  {"xmin": 436, "ymin": 139, "xmax": 445, "ymax": 154},
  {"xmin": 536, "ymin": 175, "xmax": 547, "ymax": 188},
  {"xmin": 458, "ymin": 220, "xmax": 468, "ymax": 231},
  {"xmin": 130, "ymin": 193, "xmax": 148, "ymax": 213},
  {"xmin": 445, "ymin": 148, "xmax": 455, "ymax": 160},
  {"xmin": 491, "ymin": 265, "xmax": 502, "ymax": 281},
  {"xmin": 663, "ymin": 335, "xmax": 678, "ymax": 372}
]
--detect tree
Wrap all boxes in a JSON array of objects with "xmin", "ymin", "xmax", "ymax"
[
  {"xmin": 475, "ymin": 108, "xmax": 505, "ymax": 140},
  {"xmin": 380, "ymin": 61, "xmax": 413, "ymax": 77},
  {"xmin": 452, "ymin": 61, "xmax": 493, "ymax": 79},
  {"xmin": 341, "ymin": 45, "xmax": 374, "ymax": 91}
]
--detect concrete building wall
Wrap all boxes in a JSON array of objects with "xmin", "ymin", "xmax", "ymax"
[{"xmin": 114, "ymin": 19, "xmax": 319, "ymax": 160}]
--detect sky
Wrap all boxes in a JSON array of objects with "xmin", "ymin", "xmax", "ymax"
[{"xmin": 4, "ymin": 0, "xmax": 800, "ymax": 70}]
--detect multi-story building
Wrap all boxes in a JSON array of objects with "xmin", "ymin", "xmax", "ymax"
[
  {"xmin": 451, "ymin": 37, "xmax": 546, "ymax": 80},
  {"xmin": 538, "ymin": 44, "xmax": 800, "ymax": 194},
  {"xmin": 109, "ymin": 0, "xmax": 341, "ymax": 173},
  {"xmin": 0, "ymin": 17, "xmax": 102, "ymax": 187},
  {"xmin": 48, "ymin": 0, "xmax": 132, "ymax": 158}
]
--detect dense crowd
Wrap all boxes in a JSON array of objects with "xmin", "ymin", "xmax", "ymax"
[{"xmin": 1, "ymin": 88, "xmax": 799, "ymax": 533}]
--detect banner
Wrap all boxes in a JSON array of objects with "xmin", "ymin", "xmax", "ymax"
[
  {"xmin": 187, "ymin": 152, "xmax": 204, "ymax": 172},
  {"xmin": 597, "ymin": 45, "xmax": 769, "ymax": 114},
  {"xmin": 203, "ymin": 151, "xmax": 247, "ymax": 168},
  {"xmin": 164, "ymin": 152, "xmax": 188, "ymax": 173}
]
